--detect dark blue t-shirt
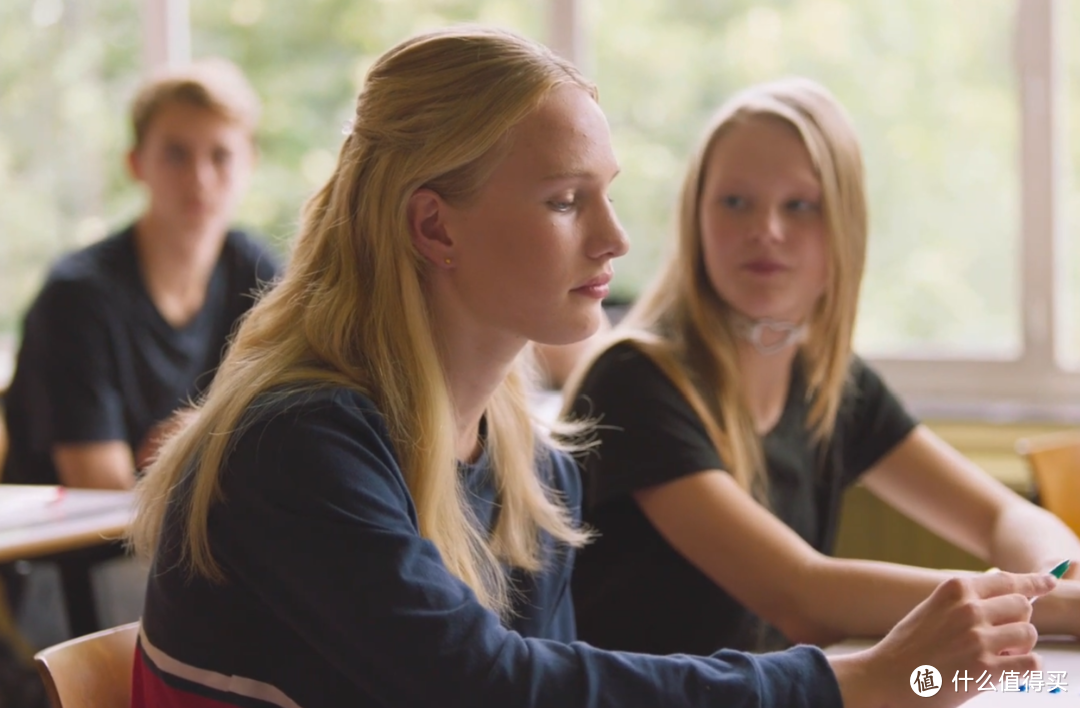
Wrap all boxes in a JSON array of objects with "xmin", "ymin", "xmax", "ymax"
[
  {"xmin": 3, "ymin": 224, "xmax": 279, "ymax": 485},
  {"xmin": 136, "ymin": 387, "xmax": 843, "ymax": 708}
]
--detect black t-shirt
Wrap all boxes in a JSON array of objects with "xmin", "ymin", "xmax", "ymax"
[
  {"xmin": 3, "ymin": 224, "xmax": 280, "ymax": 485},
  {"xmin": 569, "ymin": 341, "xmax": 917, "ymax": 656}
]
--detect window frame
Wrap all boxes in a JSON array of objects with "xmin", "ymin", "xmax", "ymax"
[{"xmin": 870, "ymin": 0, "xmax": 1080, "ymax": 417}]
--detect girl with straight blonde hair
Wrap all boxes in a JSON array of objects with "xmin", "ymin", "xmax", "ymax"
[
  {"xmin": 566, "ymin": 77, "xmax": 1080, "ymax": 658},
  {"xmin": 129, "ymin": 32, "xmax": 1055, "ymax": 708}
]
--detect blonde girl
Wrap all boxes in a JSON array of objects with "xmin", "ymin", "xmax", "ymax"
[{"xmin": 566, "ymin": 77, "xmax": 1080, "ymax": 658}]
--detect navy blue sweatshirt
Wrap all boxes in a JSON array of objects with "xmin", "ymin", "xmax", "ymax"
[{"xmin": 134, "ymin": 387, "xmax": 844, "ymax": 707}]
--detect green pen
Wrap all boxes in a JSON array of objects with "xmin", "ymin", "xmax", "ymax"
[
  {"xmin": 1030, "ymin": 559, "xmax": 1070, "ymax": 605},
  {"xmin": 1048, "ymin": 559, "xmax": 1071, "ymax": 579}
]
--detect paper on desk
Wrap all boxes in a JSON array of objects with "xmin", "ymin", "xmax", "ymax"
[
  {"xmin": 0, "ymin": 486, "xmax": 66, "ymax": 529},
  {"xmin": 0, "ymin": 485, "xmax": 132, "ymax": 531}
]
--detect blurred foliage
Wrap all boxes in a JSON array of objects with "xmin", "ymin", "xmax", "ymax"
[
  {"xmin": 0, "ymin": 0, "xmax": 1058, "ymax": 361},
  {"xmin": 0, "ymin": 0, "xmax": 142, "ymax": 335}
]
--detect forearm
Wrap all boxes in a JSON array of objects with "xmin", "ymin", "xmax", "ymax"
[
  {"xmin": 59, "ymin": 464, "xmax": 135, "ymax": 490},
  {"xmin": 988, "ymin": 503, "xmax": 1080, "ymax": 572},
  {"xmin": 828, "ymin": 651, "xmax": 879, "ymax": 708},
  {"xmin": 53, "ymin": 441, "xmax": 137, "ymax": 489},
  {"xmin": 795, "ymin": 557, "xmax": 954, "ymax": 643}
]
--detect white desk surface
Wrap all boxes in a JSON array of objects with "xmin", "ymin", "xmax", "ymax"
[
  {"xmin": 828, "ymin": 637, "xmax": 1080, "ymax": 705},
  {"xmin": 0, "ymin": 484, "xmax": 135, "ymax": 563}
]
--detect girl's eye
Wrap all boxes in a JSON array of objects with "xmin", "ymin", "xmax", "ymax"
[
  {"xmin": 212, "ymin": 148, "xmax": 233, "ymax": 168},
  {"xmin": 721, "ymin": 195, "xmax": 746, "ymax": 209},
  {"xmin": 788, "ymin": 199, "xmax": 820, "ymax": 212},
  {"xmin": 164, "ymin": 146, "xmax": 187, "ymax": 165},
  {"xmin": 549, "ymin": 198, "xmax": 576, "ymax": 213}
]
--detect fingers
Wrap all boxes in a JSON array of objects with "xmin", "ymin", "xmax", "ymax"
[
  {"xmin": 981, "ymin": 619, "xmax": 1039, "ymax": 656},
  {"xmin": 986, "ymin": 645, "xmax": 1044, "ymax": 677},
  {"xmin": 970, "ymin": 571, "xmax": 1056, "ymax": 601},
  {"xmin": 952, "ymin": 577, "xmax": 1041, "ymax": 656},
  {"xmin": 949, "ymin": 577, "xmax": 1042, "ymax": 677},
  {"xmin": 978, "ymin": 592, "xmax": 1034, "ymax": 627}
]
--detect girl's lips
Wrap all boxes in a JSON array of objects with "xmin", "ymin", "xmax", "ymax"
[
  {"xmin": 574, "ymin": 271, "xmax": 612, "ymax": 289},
  {"xmin": 743, "ymin": 260, "xmax": 788, "ymax": 274},
  {"xmin": 572, "ymin": 283, "xmax": 610, "ymax": 299},
  {"xmin": 572, "ymin": 272, "xmax": 612, "ymax": 298}
]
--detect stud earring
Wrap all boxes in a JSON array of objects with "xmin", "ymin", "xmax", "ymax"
[{"xmin": 444, "ymin": 258, "xmax": 452, "ymax": 265}]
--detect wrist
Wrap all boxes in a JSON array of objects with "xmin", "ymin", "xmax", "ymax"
[
  {"xmin": 828, "ymin": 650, "xmax": 883, "ymax": 708},
  {"xmin": 1031, "ymin": 578, "xmax": 1080, "ymax": 636}
]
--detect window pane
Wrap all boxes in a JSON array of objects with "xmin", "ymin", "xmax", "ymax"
[
  {"xmin": 589, "ymin": 0, "xmax": 1019, "ymax": 358},
  {"xmin": 1060, "ymin": 2, "xmax": 1080, "ymax": 369},
  {"xmin": 0, "ymin": 0, "xmax": 141, "ymax": 338},
  {"xmin": 191, "ymin": 0, "xmax": 544, "ymax": 249}
]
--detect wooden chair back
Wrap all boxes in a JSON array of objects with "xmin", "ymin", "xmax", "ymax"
[
  {"xmin": 1017, "ymin": 432, "xmax": 1080, "ymax": 535},
  {"xmin": 34, "ymin": 621, "xmax": 139, "ymax": 708}
]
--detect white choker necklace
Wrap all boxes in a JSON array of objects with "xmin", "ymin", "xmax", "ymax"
[{"xmin": 733, "ymin": 316, "xmax": 808, "ymax": 356}]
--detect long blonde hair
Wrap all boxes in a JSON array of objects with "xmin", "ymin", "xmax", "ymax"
[
  {"xmin": 130, "ymin": 26, "xmax": 593, "ymax": 618},
  {"xmin": 567, "ymin": 77, "xmax": 867, "ymax": 500}
]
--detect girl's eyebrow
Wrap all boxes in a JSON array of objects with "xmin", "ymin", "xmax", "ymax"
[
  {"xmin": 541, "ymin": 167, "xmax": 621, "ymax": 183},
  {"xmin": 708, "ymin": 175, "xmax": 821, "ymax": 192}
]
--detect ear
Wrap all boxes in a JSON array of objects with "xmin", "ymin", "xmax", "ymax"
[
  {"xmin": 126, "ymin": 148, "xmax": 143, "ymax": 182},
  {"xmin": 407, "ymin": 188, "xmax": 455, "ymax": 268}
]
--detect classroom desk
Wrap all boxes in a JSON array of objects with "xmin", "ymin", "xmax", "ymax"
[
  {"xmin": 0, "ymin": 484, "xmax": 135, "ymax": 636},
  {"xmin": 827, "ymin": 637, "xmax": 1080, "ymax": 705},
  {"xmin": 0, "ymin": 485, "xmax": 134, "ymax": 563}
]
